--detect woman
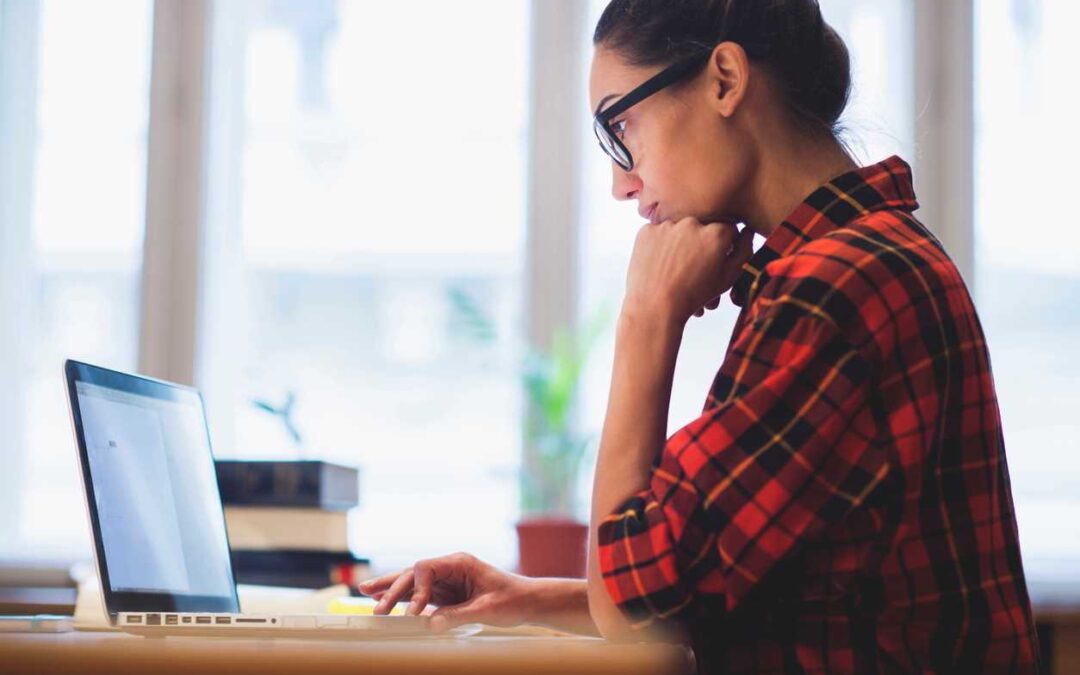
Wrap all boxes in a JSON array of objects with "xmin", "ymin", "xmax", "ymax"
[{"xmin": 360, "ymin": 0, "xmax": 1039, "ymax": 671}]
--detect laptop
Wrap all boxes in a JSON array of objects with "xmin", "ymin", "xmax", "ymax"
[{"xmin": 63, "ymin": 359, "xmax": 432, "ymax": 639}]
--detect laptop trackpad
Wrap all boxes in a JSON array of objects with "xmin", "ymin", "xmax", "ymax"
[{"xmin": 282, "ymin": 616, "xmax": 318, "ymax": 628}]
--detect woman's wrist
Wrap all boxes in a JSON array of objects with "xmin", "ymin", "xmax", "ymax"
[
  {"xmin": 617, "ymin": 301, "xmax": 687, "ymax": 344},
  {"xmin": 615, "ymin": 304, "xmax": 686, "ymax": 377}
]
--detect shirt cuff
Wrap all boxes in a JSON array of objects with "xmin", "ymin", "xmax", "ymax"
[{"xmin": 597, "ymin": 491, "xmax": 696, "ymax": 628}]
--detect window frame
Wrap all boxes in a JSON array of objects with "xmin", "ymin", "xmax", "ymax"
[
  {"xmin": 0, "ymin": 0, "xmax": 43, "ymax": 550},
  {"xmin": 913, "ymin": 0, "xmax": 975, "ymax": 286},
  {"xmin": 0, "ymin": 0, "xmax": 980, "ymax": 563},
  {"xmin": 137, "ymin": 0, "xmax": 210, "ymax": 385}
]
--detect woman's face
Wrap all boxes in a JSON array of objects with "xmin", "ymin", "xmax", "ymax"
[{"xmin": 588, "ymin": 45, "xmax": 756, "ymax": 226}]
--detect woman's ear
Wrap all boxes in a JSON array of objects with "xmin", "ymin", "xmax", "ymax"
[{"xmin": 708, "ymin": 41, "xmax": 751, "ymax": 118}]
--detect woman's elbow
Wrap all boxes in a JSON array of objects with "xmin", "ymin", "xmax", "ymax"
[
  {"xmin": 587, "ymin": 585, "xmax": 689, "ymax": 644},
  {"xmin": 587, "ymin": 582, "xmax": 634, "ymax": 640}
]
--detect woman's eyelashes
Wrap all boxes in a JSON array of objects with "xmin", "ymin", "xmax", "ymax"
[{"xmin": 612, "ymin": 118, "xmax": 627, "ymax": 138}]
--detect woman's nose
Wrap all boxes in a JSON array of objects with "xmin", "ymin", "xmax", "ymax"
[{"xmin": 611, "ymin": 162, "xmax": 643, "ymax": 202}]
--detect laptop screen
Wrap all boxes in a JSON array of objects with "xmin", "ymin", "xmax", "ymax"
[{"xmin": 66, "ymin": 361, "xmax": 239, "ymax": 614}]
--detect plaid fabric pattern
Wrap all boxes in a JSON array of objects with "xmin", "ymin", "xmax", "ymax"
[{"xmin": 597, "ymin": 156, "xmax": 1039, "ymax": 673}]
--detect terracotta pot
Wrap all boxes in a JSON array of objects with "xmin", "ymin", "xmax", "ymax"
[{"xmin": 515, "ymin": 516, "xmax": 588, "ymax": 578}]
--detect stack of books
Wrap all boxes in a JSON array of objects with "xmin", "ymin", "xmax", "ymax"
[{"xmin": 215, "ymin": 460, "xmax": 371, "ymax": 589}]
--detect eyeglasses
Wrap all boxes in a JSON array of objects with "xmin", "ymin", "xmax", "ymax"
[
  {"xmin": 593, "ymin": 50, "xmax": 713, "ymax": 172},
  {"xmin": 592, "ymin": 42, "xmax": 769, "ymax": 172}
]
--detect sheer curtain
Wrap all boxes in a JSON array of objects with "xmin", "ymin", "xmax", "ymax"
[
  {"xmin": 974, "ymin": 0, "xmax": 1080, "ymax": 582},
  {"xmin": 195, "ymin": 0, "xmax": 530, "ymax": 571},
  {"xmin": 2, "ymin": 1, "xmax": 1075, "ymax": 586},
  {"xmin": 0, "ymin": 0, "xmax": 152, "ymax": 560}
]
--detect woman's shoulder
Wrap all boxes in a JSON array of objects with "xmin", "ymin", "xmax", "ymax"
[
  {"xmin": 763, "ymin": 207, "xmax": 958, "ymax": 303},
  {"xmin": 752, "ymin": 208, "xmax": 965, "ymax": 362}
]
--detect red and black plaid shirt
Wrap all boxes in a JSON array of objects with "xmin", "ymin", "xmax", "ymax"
[{"xmin": 597, "ymin": 156, "xmax": 1039, "ymax": 673}]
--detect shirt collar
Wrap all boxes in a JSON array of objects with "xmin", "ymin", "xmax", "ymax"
[{"xmin": 730, "ymin": 155, "xmax": 920, "ymax": 307}]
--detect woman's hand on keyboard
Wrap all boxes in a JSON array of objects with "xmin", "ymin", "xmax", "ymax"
[{"xmin": 357, "ymin": 552, "xmax": 537, "ymax": 633}]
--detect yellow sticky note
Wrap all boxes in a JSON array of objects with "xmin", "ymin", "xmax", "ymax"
[{"xmin": 327, "ymin": 596, "xmax": 406, "ymax": 616}]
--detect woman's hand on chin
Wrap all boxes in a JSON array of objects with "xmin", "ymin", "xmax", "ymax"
[{"xmin": 623, "ymin": 216, "xmax": 755, "ymax": 325}]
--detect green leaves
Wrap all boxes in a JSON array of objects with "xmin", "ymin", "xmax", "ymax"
[
  {"xmin": 251, "ymin": 390, "xmax": 303, "ymax": 447},
  {"xmin": 522, "ymin": 303, "xmax": 611, "ymax": 436},
  {"xmin": 447, "ymin": 286, "xmax": 499, "ymax": 344},
  {"xmin": 447, "ymin": 285, "xmax": 616, "ymax": 518},
  {"xmin": 519, "ymin": 302, "xmax": 614, "ymax": 517}
]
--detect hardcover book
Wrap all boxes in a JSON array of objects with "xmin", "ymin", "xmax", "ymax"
[
  {"xmin": 230, "ymin": 549, "xmax": 371, "ymax": 590},
  {"xmin": 215, "ymin": 460, "xmax": 359, "ymax": 510},
  {"xmin": 224, "ymin": 506, "xmax": 350, "ymax": 552}
]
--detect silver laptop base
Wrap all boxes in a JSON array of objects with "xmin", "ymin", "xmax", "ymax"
[{"xmin": 118, "ymin": 611, "xmax": 435, "ymax": 639}]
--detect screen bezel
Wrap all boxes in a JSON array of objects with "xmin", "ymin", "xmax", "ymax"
[{"xmin": 64, "ymin": 359, "xmax": 240, "ymax": 616}]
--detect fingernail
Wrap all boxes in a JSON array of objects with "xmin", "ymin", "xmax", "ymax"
[{"xmin": 408, "ymin": 600, "xmax": 419, "ymax": 615}]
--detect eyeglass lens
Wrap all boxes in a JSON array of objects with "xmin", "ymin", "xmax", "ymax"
[{"xmin": 593, "ymin": 118, "xmax": 631, "ymax": 170}]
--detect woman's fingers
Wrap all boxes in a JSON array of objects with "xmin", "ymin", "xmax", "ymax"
[
  {"xmin": 694, "ymin": 226, "xmax": 754, "ymax": 320},
  {"xmin": 718, "ymin": 228, "xmax": 755, "ymax": 291},
  {"xmin": 357, "ymin": 570, "xmax": 404, "ymax": 596},
  {"xmin": 730, "ymin": 227, "xmax": 755, "ymax": 266},
  {"xmin": 373, "ymin": 569, "xmax": 415, "ymax": 614},
  {"xmin": 735, "ymin": 226, "xmax": 755, "ymax": 259},
  {"xmin": 407, "ymin": 559, "xmax": 440, "ymax": 616}
]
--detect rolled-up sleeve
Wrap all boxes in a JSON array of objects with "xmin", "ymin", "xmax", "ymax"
[{"xmin": 597, "ymin": 300, "xmax": 887, "ymax": 630}]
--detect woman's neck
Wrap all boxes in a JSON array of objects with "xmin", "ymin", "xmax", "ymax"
[{"xmin": 743, "ymin": 136, "xmax": 858, "ymax": 238}]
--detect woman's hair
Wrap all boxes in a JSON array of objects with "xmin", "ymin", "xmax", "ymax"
[{"xmin": 593, "ymin": 0, "xmax": 851, "ymax": 139}]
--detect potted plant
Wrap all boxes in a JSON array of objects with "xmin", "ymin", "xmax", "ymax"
[
  {"xmin": 447, "ymin": 287, "xmax": 611, "ymax": 578},
  {"xmin": 515, "ymin": 310, "xmax": 611, "ymax": 577}
]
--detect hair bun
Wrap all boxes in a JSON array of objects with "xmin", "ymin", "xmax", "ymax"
[
  {"xmin": 762, "ymin": 0, "xmax": 851, "ymax": 131},
  {"xmin": 809, "ymin": 22, "xmax": 852, "ymax": 128},
  {"xmin": 594, "ymin": 0, "xmax": 852, "ymax": 136}
]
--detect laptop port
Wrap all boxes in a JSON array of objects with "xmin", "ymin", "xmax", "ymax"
[
  {"xmin": 234, "ymin": 618, "xmax": 267, "ymax": 624},
  {"xmin": 127, "ymin": 615, "xmax": 143, "ymax": 624},
  {"xmin": 165, "ymin": 615, "xmax": 178, "ymax": 625},
  {"xmin": 214, "ymin": 616, "xmax": 231, "ymax": 624},
  {"xmin": 146, "ymin": 614, "xmax": 161, "ymax": 626},
  {"xmin": 182, "ymin": 616, "xmax": 192, "ymax": 624},
  {"xmin": 195, "ymin": 616, "xmax": 211, "ymax": 624}
]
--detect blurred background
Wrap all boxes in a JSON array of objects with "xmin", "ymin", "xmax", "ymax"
[{"xmin": 0, "ymin": 0, "xmax": 1077, "ymax": 589}]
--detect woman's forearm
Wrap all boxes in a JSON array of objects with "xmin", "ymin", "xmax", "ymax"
[
  {"xmin": 587, "ymin": 306, "xmax": 684, "ymax": 639},
  {"xmin": 522, "ymin": 577, "xmax": 599, "ymax": 636},
  {"xmin": 516, "ymin": 311, "xmax": 681, "ymax": 640}
]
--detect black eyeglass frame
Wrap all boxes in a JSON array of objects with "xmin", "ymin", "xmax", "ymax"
[{"xmin": 592, "ymin": 41, "xmax": 770, "ymax": 172}]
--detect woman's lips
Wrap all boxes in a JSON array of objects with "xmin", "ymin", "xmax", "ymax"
[{"xmin": 640, "ymin": 202, "xmax": 659, "ymax": 223}]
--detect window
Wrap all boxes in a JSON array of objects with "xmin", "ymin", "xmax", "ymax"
[
  {"xmin": 974, "ymin": 0, "xmax": 1080, "ymax": 579},
  {"xmin": 3, "ymin": 0, "xmax": 1072, "ymax": 591},
  {"xmin": 197, "ymin": 0, "xmax": 530, "ymax": 571},
  {"xmin": 0, "ymin": 0, "xmax": 152, "ymax": 558}
]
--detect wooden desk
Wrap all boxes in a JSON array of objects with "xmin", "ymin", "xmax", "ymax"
[{"xmin": 0, "ymin": 630, "xmax": 694, "ymax": 675}]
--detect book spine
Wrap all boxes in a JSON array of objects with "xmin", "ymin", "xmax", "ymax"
[
  {"xmin": 215, "ymin": 461, "xmax": 358, "ymax": 509},
  {"xmin": 222, "ymin": 507, "xmax": 350, "ymax": 552},
  {"xmin": 230, "ymin": 549, "xmax": 370, "ymax": 589},
  {"xmin": 328, "ymin": 564, "xmax": 373, "ymax": 588}
]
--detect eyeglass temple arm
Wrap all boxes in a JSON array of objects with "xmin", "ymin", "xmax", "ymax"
[
  {"xmin": 595, "ymin": 40, "xmax": 769, "ymax": 123},
  {"xmin": 595, "ymin": 52, "xmax": 713, "ymax": 122}
]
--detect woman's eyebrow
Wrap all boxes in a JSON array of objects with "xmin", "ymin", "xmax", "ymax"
[{"xmin": 594, "ymin": 93, "xmax": 622, "ymax": 116}]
